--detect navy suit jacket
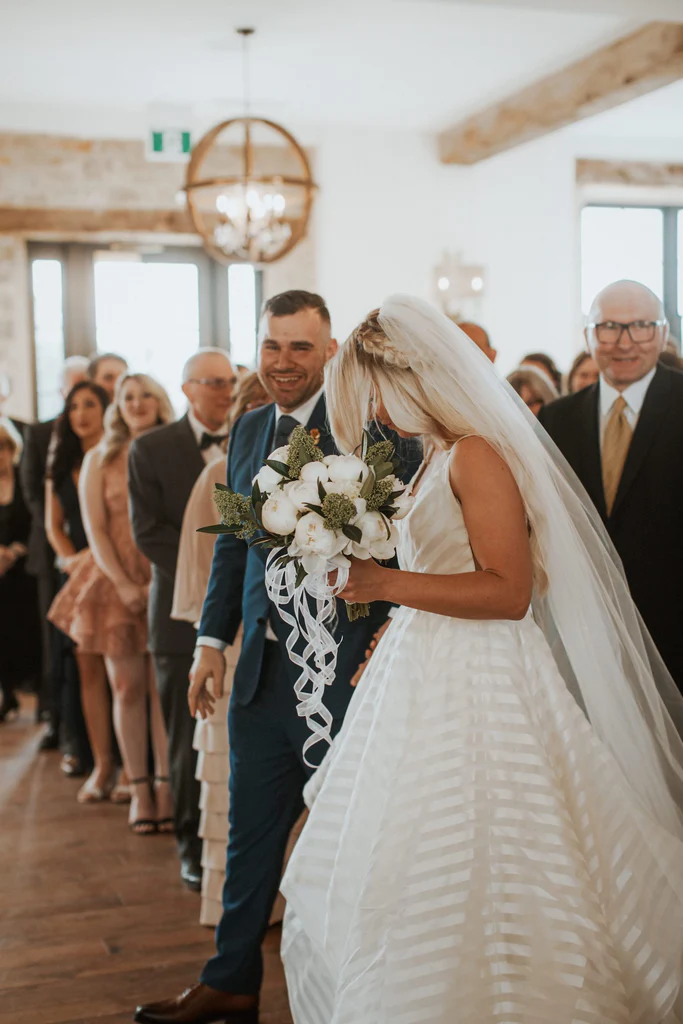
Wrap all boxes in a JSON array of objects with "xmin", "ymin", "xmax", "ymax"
[{"xmin": 199, "ymin": 394, "xmax": 421, "ymax": 715}]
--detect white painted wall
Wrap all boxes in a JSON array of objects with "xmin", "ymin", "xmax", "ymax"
[{"xmin": 313, "ymin": 126, "xmax": 469, "ymax": 343}]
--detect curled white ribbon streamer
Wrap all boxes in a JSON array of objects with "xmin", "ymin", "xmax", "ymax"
[{"xmin": 265, "ymin": 549, "xmax": 349, "ymax": 767}]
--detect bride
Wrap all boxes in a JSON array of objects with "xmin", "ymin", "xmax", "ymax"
[{"xmin": 280, "ymin": 296, "xmax": 683, "ymax": 1024}]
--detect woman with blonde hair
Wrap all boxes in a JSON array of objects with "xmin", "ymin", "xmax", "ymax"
[
  {"xmin": 50, "ymin": 373, "xmax": 175, "ymax": 833},
  {"xmin": 281, "ymin": 296, "xmax": 683, "ymax": 1024}
]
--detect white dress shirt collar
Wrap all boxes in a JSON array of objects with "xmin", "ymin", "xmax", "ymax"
[
  {"xmin": 187, "ymin": 408, "xmax": 229, "ymax": 462},
  {"xmin": 599, "ymin": 367, "xmax": 656, "ymax": 420},
  {"xmin": 274, "ymin": 387, "xmax": 324, "ymax": 427}
]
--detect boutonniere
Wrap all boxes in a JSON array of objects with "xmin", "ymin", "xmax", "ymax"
[{"xmin": 309, "ymin": 428, "xmax": 321, "ymax": 447}]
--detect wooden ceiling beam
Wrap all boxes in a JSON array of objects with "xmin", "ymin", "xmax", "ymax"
[{"xmin": 438, "ymin": 22, "xmax": 683, "ymax": 165}]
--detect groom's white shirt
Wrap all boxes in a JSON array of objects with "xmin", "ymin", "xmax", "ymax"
[{"xmin": 197, "ymin": 386, "xmax": 325, "ymax": 653}]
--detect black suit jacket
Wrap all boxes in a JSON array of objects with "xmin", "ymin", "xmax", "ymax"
[
  {"xmin": 538, "ymin": 365, "xmax": 683, "ymax": 687},
  {"xmin": 19, "ymin": 418, "xmax": 55, "ymax": 578},
  {"xmin": 128, "ymin": 415, "xmax": 206, "ymax": 655}
]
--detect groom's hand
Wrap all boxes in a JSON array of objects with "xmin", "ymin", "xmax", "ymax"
[{"xmin": 188, "ymin": 645, "xmax": 226, "ymax": 719}]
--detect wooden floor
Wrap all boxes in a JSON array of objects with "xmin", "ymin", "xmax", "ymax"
[{"xmin": 0, "ymin": 696, "xmax": 292, "ymax": 1024}]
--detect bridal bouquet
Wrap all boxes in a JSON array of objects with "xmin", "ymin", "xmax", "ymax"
[
  {"xmin": 201, "ymin": 425, "xmax": 413, "ymax": 620},
  {"xmin": 200, "ymin": 425, "xmax": 412, "ymax": 764}
]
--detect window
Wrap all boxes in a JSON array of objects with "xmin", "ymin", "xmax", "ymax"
[
  {"xmin": 228, "ymin": 264, "xmax": 259, "ymax": 368},
  {"xmin": 31, "ymin": 259, "xmax": 66, "ymax": 420},
  {"xmin": 94, "ymin": 255, "xmax": 201, "ymax": 413},
  {"xmin": 28, "ymin": 242, "xmax": 262, "ymax": 418},
  {"xmin": 581, "ymin": 205, "xmax": 681, "ymax": 343}
]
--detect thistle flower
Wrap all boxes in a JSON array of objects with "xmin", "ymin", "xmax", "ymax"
[
  {"xmin": 321, "ymin": 492, "xmax": 357, "ymax": 531},
  {"xmin": 213, "ymin": 488, "xmax": 257, "ymax": 540},
  {"xmin": 286, "ymin": 425, "xmax": 324, "ymax": 479},
  {"xmin": 366, "ymin": 477, "xmax": 394, "ymax": 511},
  {"xmin": 365, "ymin": 440, "xmax": 394, "ymax": 466}
]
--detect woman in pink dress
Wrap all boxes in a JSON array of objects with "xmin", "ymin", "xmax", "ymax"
[{"xmin": 50, "ymin": 373, "xmax": 175, "ymax": 834}]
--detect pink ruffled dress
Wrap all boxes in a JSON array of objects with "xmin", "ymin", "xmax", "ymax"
[{"xmin": 48, "ymin": 446, "xmax": 149, "ymax": 657}]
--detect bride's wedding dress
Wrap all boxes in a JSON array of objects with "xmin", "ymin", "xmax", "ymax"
[{"xmin": 281, "ymin": 450, "xmax": 683, "ymax": 1024}]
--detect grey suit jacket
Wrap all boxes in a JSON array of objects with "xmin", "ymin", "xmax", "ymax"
[{"xmin": 128, "ymin": 415, "xmax": 205, "ymax": 655}]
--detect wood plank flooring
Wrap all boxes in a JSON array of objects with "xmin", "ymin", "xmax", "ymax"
[{"xmin": 0, "ymin": 696, "xmax": 293, "ymax": 1024}]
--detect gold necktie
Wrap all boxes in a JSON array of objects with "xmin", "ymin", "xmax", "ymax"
[{"xmin": 602, "ymin": 395, "xmax": 632, "ymax": 515}]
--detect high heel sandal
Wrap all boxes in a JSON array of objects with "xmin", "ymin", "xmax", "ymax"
[
  {"xmin": 77, "ymin": 768, "xmax": 114, "ymax": 804},
  {"xmin": 128, "ymin": 778, "xmax": 157, "ymax": 835},
  {"xmin": 154, "ymin": 776, "xmax": 175, "ymax": 834}
]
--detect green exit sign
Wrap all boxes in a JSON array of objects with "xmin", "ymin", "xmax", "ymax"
[{"xmin": 147, "ymin": 128, "xmax": 191, "ymax": 163}]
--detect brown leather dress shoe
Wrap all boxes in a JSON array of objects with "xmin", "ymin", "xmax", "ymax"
[{"xmin": 133, "ymin": 983, "xmax": 258, "ymax": 1024}]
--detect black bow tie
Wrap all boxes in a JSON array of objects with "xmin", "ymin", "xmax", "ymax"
[{"xmin": 199, "ymin": 431, "xmax": 228, "ymax": 451}]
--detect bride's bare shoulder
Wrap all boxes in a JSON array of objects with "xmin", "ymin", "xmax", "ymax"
[{"xmin": 447, "ymin": 435, "xmax": 517, "ymax": 499}]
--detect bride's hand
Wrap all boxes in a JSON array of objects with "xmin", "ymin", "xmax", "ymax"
[{"xmin": 338, "ymin": 557, "xmax": 389, "ymax": 605}]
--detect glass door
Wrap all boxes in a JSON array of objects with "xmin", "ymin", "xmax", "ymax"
[{"xmin": 28, "ymin": 242, "xmax": 262, "ymax": 419}]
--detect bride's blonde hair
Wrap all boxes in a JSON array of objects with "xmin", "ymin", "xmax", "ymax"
[
  {"xmin": 326, "ymin": 309, "xmax": 474, "ymax": 456},
  {"xmin": 326, "ymin": 307, "xmax": 549, "ymax": 592}
]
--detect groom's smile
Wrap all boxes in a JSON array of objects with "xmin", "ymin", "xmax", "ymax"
[{"xmin": 258, "ymin": 304, "xmax": 338, "ymax": 412}]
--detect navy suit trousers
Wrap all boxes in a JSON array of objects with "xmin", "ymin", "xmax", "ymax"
[{"xmin": 200, "ymin": 640, "xmax": 345, "ymax": 994}]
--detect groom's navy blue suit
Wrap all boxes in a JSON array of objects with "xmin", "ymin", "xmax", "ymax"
[{"xmin": 199, "ymin": 394, "xmax": 420, "ymax": 995}]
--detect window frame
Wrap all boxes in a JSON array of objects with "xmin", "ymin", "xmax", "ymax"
[
  {"xmin": 581, "ymin": 202, "xmax": 681, "ymax": 345},
  {"xmin": 27, "ymin": 240, "xmax": 262, "ymax": 417}
]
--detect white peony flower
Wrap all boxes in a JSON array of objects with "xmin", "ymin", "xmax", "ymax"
[
  {"xmin": 299, "ymin": 461, "xmax": 329, "ymax": 484},
  {"xmin": 269, "ymin": 445, "xmax": 290, "ymax": 464},
  {"xmin": 255, "ymin": 463, "xmax": 285, "ymax": 493},
  {"xmin": 294, "ymin": 513, "xmax": 347, "ymax": 572},
  {"xmin": 284, "ymin": 479, "xmax": 322, "ymax": 513},
  {"xmin": 352, "ymin": 497, "xmax": 367, "ymax": 522},
  {"xmin": 324, "ymin": 479, "xmax": 363, "ymax": 500},
  {"xmin": 327, "ymin": 454, "xmax": 369, "ymax": 485},
  {"xmin": 355, "ymin": 510, "xmax": 390, "ymax": 545},
  {"xmin": 391, "ymin": 487, "xmax": 414, "ymax": 520},
  {"xmin": 261, "ymin": 491, "xmax": 299, "ymax": 536}
]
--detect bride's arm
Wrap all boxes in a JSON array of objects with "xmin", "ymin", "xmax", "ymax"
[{"xmin": 339, "ymin": 437, "xmax": 533, "ymax": 621}]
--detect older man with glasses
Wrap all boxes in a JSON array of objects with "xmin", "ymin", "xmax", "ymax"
[
  {"xmin": 539, "ymin": 279, "xmax": 683, "ymax": 691},
  {"xmin": 129, "ymin": 347, "xmax": 237, "ymax": 891}
]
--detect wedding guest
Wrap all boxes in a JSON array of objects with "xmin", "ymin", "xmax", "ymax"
[
  {"xmin": 456, "ymin": 321, "xmax": 497, "ymax": 363},
  {"xmin": 171, "ymin": 371, "xmax": 271, "ymax": 925},
  {"xmin": 45, "ymin": 381, "xmax": 112, "ymax": 800},
  {"xmin": 0, "ymin": 418, "xmax": 40, "ymax": 722},
  {"xmin": 88, "ymin": 352, "xmax": 128, "ymax": 401},
  {"xmin": 507, "ymin": 366, "xmax": 557, "ymax": 417},
  {"xmin": 659, "ymin": 349, "xmax": 683, "ymax": 371},
  {"xmin": 52, "ymin": 374, "xmax": 176, "ymax": 833},
  {"xmin": 21, "ymin": 355, "xmax": 89, "ymax": 747},
  {"xmin": 521, "ymin": 351, "xmax": 563, "ymax": 393},
  {"xmin": 539, "ymin": 279, "xmax": 683, "ymax": 690},
  {"xmin": 129, "ymin": 349, "xmax": 237, "ymax": 889},
  {"xmin": 567, "ymin": 351, "xmax": 600, "ymax": 394}
]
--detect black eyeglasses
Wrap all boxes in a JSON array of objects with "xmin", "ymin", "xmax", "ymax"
[
  {"xmin": 187, "ymin": 377, "xmax": 236, "ymax": 390},
  {"xmin": 586, "ymin": 320, "xmax": 667, "ymax": 347}
]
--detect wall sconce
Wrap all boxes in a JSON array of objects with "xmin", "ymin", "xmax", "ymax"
[{"xmin": 434, "ymin": 254, "xmax": 486, "ymax": 317}]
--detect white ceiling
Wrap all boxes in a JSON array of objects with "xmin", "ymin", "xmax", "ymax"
[{"xmin": 0, "ymin": 0, "xmax": 648, "ymax": 136}]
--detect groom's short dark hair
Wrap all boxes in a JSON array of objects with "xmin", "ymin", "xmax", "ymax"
[{"xmin": 262, "ymin": 290, "xmax": 331, "ymax": 326}]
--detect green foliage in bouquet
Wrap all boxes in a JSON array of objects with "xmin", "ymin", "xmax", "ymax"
[{"xmin": 285, "ymin": 424, "xmax": 325, "ymax": 479}]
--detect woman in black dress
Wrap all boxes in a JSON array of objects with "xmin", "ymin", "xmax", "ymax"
[
  {"xmin": 45, "ymin": 382, "xmax": 112, "ymax": 802},
  {"xmin": 0, "ymin": 418, "xmax": 40, "ymax": 721}
]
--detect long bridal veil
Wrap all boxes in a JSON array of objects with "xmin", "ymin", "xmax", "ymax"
[{"xmin": 349, "ymin": 295, "xmax": 683, "ymax": 851}]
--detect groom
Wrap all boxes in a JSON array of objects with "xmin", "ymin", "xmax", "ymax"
[{"xmin": 134, "ymin": 290, "xmax": 420, "ymax": 1024}]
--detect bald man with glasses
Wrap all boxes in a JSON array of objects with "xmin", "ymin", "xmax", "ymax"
[{"xmin": 539, "ymin": 279, "xmax": 683, "ymax": 691}]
